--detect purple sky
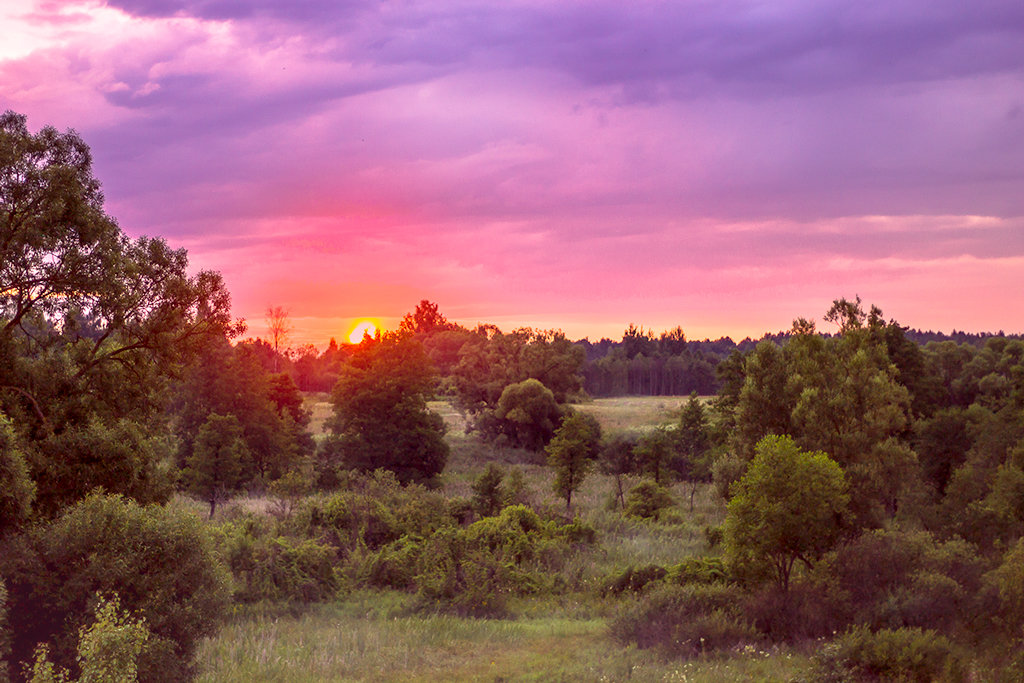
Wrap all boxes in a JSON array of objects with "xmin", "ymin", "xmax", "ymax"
[{"xmin": 4, "ymin": 0, "xmax": 1024, "ymax": 345}]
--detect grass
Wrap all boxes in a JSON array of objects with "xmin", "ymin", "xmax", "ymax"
[{"xmin": 197, "ymin": 601, "xmax": 811, "ymax": 682}]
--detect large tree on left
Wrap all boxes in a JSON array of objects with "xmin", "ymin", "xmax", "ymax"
[{"xmin": 0, "ymin": 111, "xmax": 236, "ymax": 517}]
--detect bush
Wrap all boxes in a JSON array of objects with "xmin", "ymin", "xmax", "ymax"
[
  {"xmin": 811, "ymin": 528, "xmax": 985, "ymax": 638},
  {"xmin": 609, "ymin": 583, "xmax": 759, "ymax": 657},
  {"xmin": 665, "ymin": 557, "xmax": 728, "ymax": 585},
  {"xmin": 812, "ymin": 626, "xmax": 965, "ymax": 683},
  {"xmin": 218, "ymin": 520, "xmax": 339, "ymax": 603},
  {"xmin": 600, "ymin": 565, "xmax": 667, "ymax": 596},
  {"xmin": 623, "ymin": 481, "xmax": 674, "ymax": 519},
  {"xmin": 294, "ymin": 471, "xmax": 453, "ymax": 553},
  {"xmin": 0, "ymin": 494, "xmax": 230, "ymax": 682},
  {"xmin": 413, "ymin": 527, "xmax": 509, "ymax": 617}
]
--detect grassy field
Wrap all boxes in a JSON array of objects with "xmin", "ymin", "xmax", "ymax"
[
  {"xmin": 195, "ymin": 396, "xmax": 811, "ymax": 682},
  {"xmin": 198, "ymin": 602, "xmax": 809, "ymax": 682}
]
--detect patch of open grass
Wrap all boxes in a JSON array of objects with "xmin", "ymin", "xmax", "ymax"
[{"xmin": 197, "ymin": 598, "xmax": 811, "ymax": 682}]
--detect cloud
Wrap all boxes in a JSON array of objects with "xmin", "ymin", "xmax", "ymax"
[{"xmin": 4, "ymin": 0, "xmax": 1024, "ymax": 340}]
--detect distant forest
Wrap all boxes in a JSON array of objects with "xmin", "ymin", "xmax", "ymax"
[{"xmin": 280, "ymin": 316, "xmax": 1024, "ymax": 399}]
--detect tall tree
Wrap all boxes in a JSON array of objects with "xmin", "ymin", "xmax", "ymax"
[
  {"xmin": 322, "ymin": 335, "xmax": 448, "ymax": 484},
  {"xmin": 183, "ymin": 413, "xmax": 249, "ymax": 518},
  {"xmin": 265, "ymin": 306, "xmax": 291, "ymax": 372},
  {"xmin": 0, "ymin": 110, "xmax": 236, "ymax": 515}
]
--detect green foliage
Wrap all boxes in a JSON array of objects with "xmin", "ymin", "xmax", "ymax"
[
  {"xmin": 470, "ymin": 463, "xmax": 506, "ymax": 517},
  {"xmin": 323, "ymin": 337, "xmax": 448, "ymax": 484},
  {"xmin": 812, "ymin": 528, "xmax": 985, "ymax": 639},
  {"xmin": 665, "ymin": 556, "xmax": 729, "ymax": 585},
  {"xmin": 174, "ymin": 339, "xmax": 313, "ymax": 488},
  {"xmin": 600, "ymin": 565, "xmax": 667, "ymax": 596},
  {"xmin": 218, "ymin": 519, "xmax": 339, "ymax": 603},
  {"xmin": 724, "ymin": 435, "xmax": 849, "ymax": 593},
  {"xmin": 598, "ymin": 432, "xmax": 638, "ymax": 509},
  {"xmin": 546, "ymin": 411, "xmax": 601, "ymax": 510},
  {"xmin": 28, "ymin": 594, "xmax": 150, "ymax": 683},
  {"xmin": 413, "ymin": 505, "xmax": 594, "ymax": 615},
  {"xmin": 812, "ymin": 626, "xmax": 965, "ymax": 683},
  {"xmin": 75, "ymin": 594, "xmax": 150, "ymax": 683},
  {"xmin": 609, "ymin": 582, "xmax": 759, "ymax": 657},
  {"xmin": 0, "ymin": 494, "xmax": 230, "ymax": 681},
  {"xmin": 295, "ymin": 470, "xmax": 453, "ymax": 555},
  {"xmin": 632, "ymin": 427, "xmax": 675, "ymax": 485},
  {"xmin": 183, "ymin": 413, "xmax": 249, "ymax": 517},
  {"xmin": 0, "ymin": 414, "xmax": 33, "ymax": 536},
  {"xmin": 623, "ymin": 480, "xmax": 674, "ymax": 520},
  {"xmin": 1, "ymin": 112, "xmax": 235, "ymax": 516},
  {"xmin": 493, "ymin": 378, "xmax": 563, "ymax": 451}
]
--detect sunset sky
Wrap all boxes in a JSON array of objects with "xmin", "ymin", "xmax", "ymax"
[{"xmin": 4, "ymin": 0, "xmax": 1024, "ymax": 345}]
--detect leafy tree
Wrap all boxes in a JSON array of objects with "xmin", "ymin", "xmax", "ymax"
[
  {"xmin": 183, "ymin": 414, "xmax": 249, "ymax": 518},
  {"xmin": 471, "ymin": 463, "xmax": 506, "ymax": 517},
  {"xmin": 29, "ymin": 594, "xmax": 151, "ymax": 683},
  {"xmin": 599, "ymin": 432, "xmax": 639, "ymax": 509},
  {"xmin": 323, "ymin": 335, "xmax": 448, "ymax": 484},
  {"xmin": 0, "ymin": 110, "xmax": 235, "ymax": 515},
  {"xmin": 724, "ymin": 435, "xmax": 849, "ymax": 594},
  {"xmin": 634, "ymin": 427, "xmax": 676, "ymax": 485},
  {"xmin": 492, "ymin": 378, "xmax": 563, "ymax": 451},
  {"xmin": 174, "ymin": 338, "xmax": 311, "ymax": 486},
  {"xmin": 672, "ymin": 393, "xmax": 713, "ymax": 512},
  {"xmin": 546, "ymin": 411, "xmax": 601, "ymax": 511}
]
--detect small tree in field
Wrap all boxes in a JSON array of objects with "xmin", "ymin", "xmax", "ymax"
[
  {"xmin": 183, "ymin": 414, "xmax": 249, "ymax": 518},
  {"xmin": 724, "ymin": 435, "xmax": 849, "ymax": 594},
  {"xmin": 599, "ymin": 432, "xmax": 639, "ymax": 509},
  {"xmin": 547, "ymin": 411, "xmax": 602, "ymax": 512},
  {"xmin": 671, "ymin": 393, "xmax": 712, "ymax": 512}
]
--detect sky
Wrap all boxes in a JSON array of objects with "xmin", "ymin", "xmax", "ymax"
[{"xmin": 3, "ymin": 0, "xmax": 1024, "ymax": 346}]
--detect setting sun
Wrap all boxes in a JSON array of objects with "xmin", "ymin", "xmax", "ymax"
[{"xmin": 347, "ymin": 319, "xmax": 379, "ymax": 343}]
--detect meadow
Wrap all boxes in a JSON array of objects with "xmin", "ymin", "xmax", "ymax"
[{"xmin": 194, "ymin": 396, "xmax": 812, "ymax": 682}]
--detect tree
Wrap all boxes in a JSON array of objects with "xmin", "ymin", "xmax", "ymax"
[
  {"xmin": 546, "ymin": 411, "xmax": 601, "ymax": 512},
  {"xmin": 0, "ymin": 110, "xmax": 236, "ymax": 515},
  {"xmin": 599, "ymin": 432, "xmax": 639, "ymax": 509},
  {"xmin": 492, "ymin": 378, "xmax": 563, "ymax": 451},
  {"xmin": 173, "ymin": 337, "xmax": 312, "ymax": 486},
  {"xmin": 323, "ymin": 335, "xmax": 448, "ymax": 484},
  {"xmin": 634, "ymin": 427, "xmax": 675, "ymax": 485},
  {"xmin": 724, "ymin": 435, "xmax": 849, "ymax": 594},
  {"xmin": 671, "ymin": 393, "xmax": 712, "ymax": 512},
  {"xmin": 264, "ymin": 306, "xmax": 291, "ymax": 372},
  {"xmin": 183, "ymin": 414, "xmax": 249, "ymax": 518}
]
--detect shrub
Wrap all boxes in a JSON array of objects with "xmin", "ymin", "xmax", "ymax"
[
  {"xmin": 623, "ymin": 481, "xmax": 674, "ymax": 519},
  {"xmin": 600, "ymin": 565, "xmax": 667, "ymax": 596},
  {"xmin": 609, "ymin": 583, "xmax": 758, "ymax": 657},
  {"xmin": 413, "ymin": 527, "xmax": 509, "ymax": 617},
  {"xmin": 0, "ymin": 494, "xmax": 230, "ymax": 682},
  {"xmin": 812, "ymin": 626, "xmax": 965, "ymax": 683},
  {"xmin": 218, "ymin": 520, "xmax": 339, "ymax": 603},
  {"xmin": 665, "ymin": 557, "xmax": 728, "ymax": 585}
]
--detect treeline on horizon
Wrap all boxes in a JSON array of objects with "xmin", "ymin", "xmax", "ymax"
[{"xmin": 274, "ymin": 312, "xmax": 1024, "ymax": 399}]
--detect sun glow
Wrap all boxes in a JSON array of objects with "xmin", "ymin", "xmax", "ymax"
[{"xmin": 347, "ymin": 319, "xmax": 379, "ymax": 343}]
